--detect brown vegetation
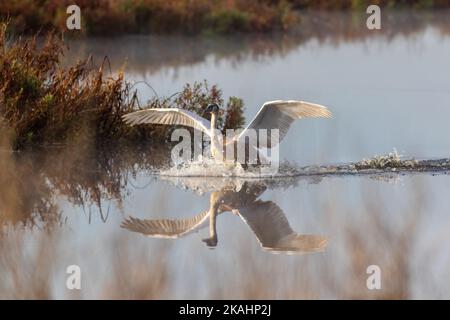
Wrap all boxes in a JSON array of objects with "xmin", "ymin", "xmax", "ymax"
[
  {"xmin": 0, "ymin": 24, "xmax": 245, "ymax": 150},
  {"xmin": 1, "ymin": 1, "xmax": 449, "ymax": 36},
  {"xmin": 0, "ymin": 0, "xmax": 299, "ymax": 35}
]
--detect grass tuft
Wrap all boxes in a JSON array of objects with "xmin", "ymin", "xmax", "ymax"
[{"xmin": 355, "ymin": 149, "xmax": 419, "ymax": 170}]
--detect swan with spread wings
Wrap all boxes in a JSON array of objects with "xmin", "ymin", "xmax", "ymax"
[
  {"xmin": 122, "ymin": 100, "xmax": 332, "ymax": 164},
  {"xmin": 121, "ymin": 181, "xmax": 327, "ymax": 254}
]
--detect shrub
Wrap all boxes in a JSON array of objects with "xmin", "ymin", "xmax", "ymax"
[{"xmin": 0, "ymin": 24, "xmax": 246, "ymax": 149}]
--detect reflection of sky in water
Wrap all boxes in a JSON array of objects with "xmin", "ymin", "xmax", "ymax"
[{"xmin": 3, "ymin": 13, "xmax": 450, "ymax": 299}]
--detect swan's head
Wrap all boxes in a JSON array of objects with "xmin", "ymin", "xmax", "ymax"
[{"xmin": 204, "ymin": 103, "xmax": 220, "ymax": 115}]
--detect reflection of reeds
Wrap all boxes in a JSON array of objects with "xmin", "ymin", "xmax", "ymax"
[
  {"xmin": 63, "ymin": 10, "xmax": 450, "ymax": 77},
  {"xmin": 0, "ymin": 179, "xmax": 444, "ymax": 299},
  {"xmin": 0, "ymin": 126, "xmax": 61, "ymax": 229},
  {"xmin": 0, "ymin": 138, "xmax": 170, "ymax": 228},
  {"xmin": 0, "ymin": 131, "xmax": 445, "ymax": 299},
  {"xmin": 0, "ymin": 225, "xmax": 171, "ymax": 299},
  {"xmin": 99, "ymin": 238, "xmax": 170, "ymax": 299},
  {"xmin": 0, "ymin": 231, "xmax": 56, "ymax": 299}
]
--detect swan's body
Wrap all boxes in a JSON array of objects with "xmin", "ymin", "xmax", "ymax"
[{"xmin": 122, "ymin": 100, "xmax": 332, "ymax": 164}]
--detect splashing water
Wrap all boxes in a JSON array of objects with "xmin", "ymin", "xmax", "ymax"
[
  {"xmin": 157, "ymin": 151, "xmax": 450, "ymax": 179},
  {"xmin": 159, "ymin": 158, "xmax": 294, "ymax": 178}
]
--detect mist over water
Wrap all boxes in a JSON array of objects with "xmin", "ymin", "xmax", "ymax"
[{"xmin": 2, "ymin": 10, "xmax": 450, "ymax": 299}]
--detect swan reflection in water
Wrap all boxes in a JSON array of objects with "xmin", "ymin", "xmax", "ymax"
[{"xmin": 121, "ymin": 178, "xmax": 327, "ymax": 254}]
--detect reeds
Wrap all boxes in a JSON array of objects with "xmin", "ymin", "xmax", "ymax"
[
  {"xmin": 0, "ymin": 22, "xmax": 137, "ymax": 149},
  {"xmin": 0, "ymin": 24, "xmax": 245, "ymax": 150},
  {"xmin": 355, "ymin": 149, "xmax": 419, "ymax": 170},
  {"xmin": 146, "ymin": 81, "xmax": 245, "ymax": 137},
  {"xmin": 0, "ymin": 22, "xmax": 248, "ymax": 228}
]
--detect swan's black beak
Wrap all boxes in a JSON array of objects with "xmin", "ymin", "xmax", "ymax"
[
  {"xmin": 203, "ymin": 105, "xmax": 213, "ymax": 115},
  {"xmin": 203, "ymin": 103, "xmax": 219, "ymax": 116}
]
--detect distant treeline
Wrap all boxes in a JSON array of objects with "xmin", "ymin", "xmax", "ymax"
[
  {"xmin": 290, "ymin": 0, "xmax": 450, "ymax": 9},
  {"xmin": 1, "ymin": 0, "xmax": 449, "ymax": 35}
]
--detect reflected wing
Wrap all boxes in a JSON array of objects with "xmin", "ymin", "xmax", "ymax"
[
  {"xmin": 239, "ymin": 182, "xmax": 267, "ymax": 203},
  {"xmin": 237, "ymin": 200, "xmax": 327, "ymax": 253},
  {"xmin": 121, "ymin": 211, "xmax": 209, "ymax": 239},
  {"xmin": 232, "ymin": 100, "xmax": 332, "ymax": 148},
  {"xmin": 122, "ymin": 108, "xmax": 211, "ymax": 136}
]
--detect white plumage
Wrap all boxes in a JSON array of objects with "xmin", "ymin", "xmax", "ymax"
[
  {"xmin": 122, "ymin": 108, "xmax": 211, "ymax": 134},
  {"xmin": 121, "ymin": 211, "xmax": 209, "ymax": 239},
  {"xmin": 122, "ymin": 100, "xmax": 332, "ymax": 161},
  {"xmin": 234, "ymin": 100, "xmax": 332, "ymax": 148}
]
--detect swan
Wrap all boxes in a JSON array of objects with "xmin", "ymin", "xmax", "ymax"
[
  {"xmin": 121, "ymin": 181, "xmax": 327, "ymax": 254},
  {"xmin": 122, "ymin": 100, "xmax": 332, "ymax": 164}
]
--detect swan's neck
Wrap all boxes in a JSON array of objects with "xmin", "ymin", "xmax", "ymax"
[
  {"xmin": 210, "ymin": 112, "xmax": 222, "ymax": 160},
  {"xmin": 210, "ymin": 112, "xmax": 217, "ymax": 136},
  {"xmin": 208, "ymin": 192, "xmax": 220, "ymax": 243}
]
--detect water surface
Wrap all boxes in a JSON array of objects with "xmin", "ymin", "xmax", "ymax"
[{"xmin": 1, "ymin": 10, "xmax": 450, "ymax": 299}]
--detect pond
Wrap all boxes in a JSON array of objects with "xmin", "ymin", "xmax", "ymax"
[{"xmin": 1, "ymin": 10, "xmax": 450, "ymax": 299}]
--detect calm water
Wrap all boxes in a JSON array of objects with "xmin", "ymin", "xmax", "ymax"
[{"xmin": 1, "ymin": 11, "xmax": 450, "ymax": 299}]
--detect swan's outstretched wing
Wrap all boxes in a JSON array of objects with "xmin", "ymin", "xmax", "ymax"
[
  {"xmin": 122, "ymin": 108, "xmax": 211, "ymax": 136},
  {"xmin": 237, "ymin": 200, "xmax": 327, "ymax": 254},
  {"xmin": 232, "ymin": 100, "xmax": 332, "ymax": 148},
  {"xmin": 121, "ymin": 211, "xmax": 209, "ymax": 239}
]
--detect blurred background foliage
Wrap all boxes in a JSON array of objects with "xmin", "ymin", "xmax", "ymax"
[{"xmin": 1, "ymin": 0, "xmax": 448, "ymax": 35}]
